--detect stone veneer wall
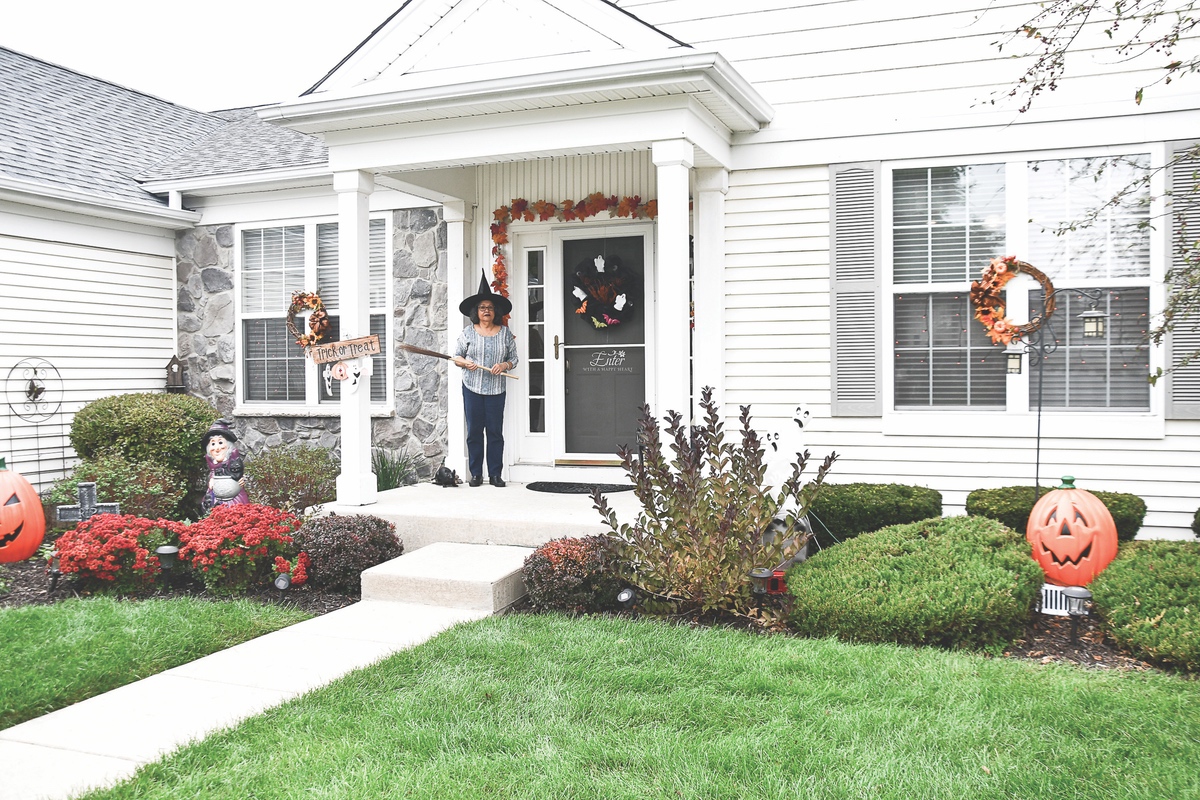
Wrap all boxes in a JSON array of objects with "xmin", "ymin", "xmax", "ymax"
[{"xmin": 175, "ymin": 207, "xmax": 449, "ymax": 482}]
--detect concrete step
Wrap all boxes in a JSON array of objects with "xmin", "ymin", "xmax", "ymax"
[{"xmin": 360, "ymin": 541, "xmax": 533, "ymax": 612}]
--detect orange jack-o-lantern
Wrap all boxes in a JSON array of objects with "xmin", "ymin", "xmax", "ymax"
[
  {"xmin": 1026, "ymin": 476, "xmax": 1118, "ymax": 586},
  {"xmin": 0, "ymin": 458, "xmax": 46, "ymax": 563}
]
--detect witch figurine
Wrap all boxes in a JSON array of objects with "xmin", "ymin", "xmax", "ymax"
[{"xmin": 202, "ymin": 419, "xmax": 249, "ymax": 514}]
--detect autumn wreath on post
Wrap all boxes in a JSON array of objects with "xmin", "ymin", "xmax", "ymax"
[
  {"xmin": 969, "ymin": 256, "xmax": 1055, "ymax": 345},
  {"xmin": 286, "ymin": 291, "xmax": 330, "ymax": 351}
]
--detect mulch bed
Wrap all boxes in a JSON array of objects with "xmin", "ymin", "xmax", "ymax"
[{"xmin": 0, "ymin": 557, "xmax": 1159, "ymax": 673}]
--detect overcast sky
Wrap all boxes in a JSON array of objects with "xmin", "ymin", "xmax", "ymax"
[{"xmin": 4, "ymin": 1, "xmax": 404, "ymax": 111}]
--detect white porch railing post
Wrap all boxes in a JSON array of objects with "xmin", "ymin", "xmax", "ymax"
[
  {"xmin": 444, "ymin": 200, "xmax": 469, "ymax": 478},
  {"xmin": 694, "ymin": 166, "xmax": 728, "ymax": 417},
  {"xmin": 334, "ymin": 169, "xmax": 377, "ymax": 506},
  {"xmin": 652, "ymin": 139, "xmax": 695, "ymax": 423}
]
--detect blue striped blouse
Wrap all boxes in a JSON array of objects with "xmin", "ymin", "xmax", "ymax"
[{"xmin": 454, "ymin": 325, "xmax": 519, "ymax": 396}]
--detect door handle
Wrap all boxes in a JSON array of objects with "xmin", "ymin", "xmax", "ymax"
[{"xmin": 554, "ymin": 334, "xmax": 566, "ymax": 360}]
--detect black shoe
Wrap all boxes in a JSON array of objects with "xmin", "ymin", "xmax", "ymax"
[
  {"xmin": 489, "ymin": 476, "xmax": 506, "ymax": 487},
  {"xmin": 469, "ymin": 475, "xmax": 482, "ymax": 487}
]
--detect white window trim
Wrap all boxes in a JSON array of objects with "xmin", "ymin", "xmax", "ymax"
[
  {"xmin": 880, "ymin": 144, "xmax": 1167, "ymax": 440},
  {"xmin": 232, "ymin": 214, "xmax": 394, "ymax": 418}
]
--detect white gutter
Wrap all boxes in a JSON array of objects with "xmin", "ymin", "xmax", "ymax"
[
  {"xmin": 0, "ymin": 175, "xmax": 199, "ymax": 230},
  {"xmin": 138, "ymin": 163, "xmax": 332, "ymax": 196},
  {"xmin": 259, "ymin": 51, "xmax": 774, "ymax": 133}
]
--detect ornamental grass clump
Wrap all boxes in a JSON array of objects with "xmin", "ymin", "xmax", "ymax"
[
  {"xmin": 1090, "ymin": 540, "xmax": 1200, "ymax": 672},
  {"xmin": 292, "ymin": 514, "xmax": 402, "ymax": 594},
  {"xmin": 522, "ymin": 536, "xmax": 621, "ymax": 613},
  {"xmin": 787, "ymin": 515, "xmax": 1043, "ymax": 650},
  {"xmin": 55, "ymin": 514, "xmax": 182, "ymax": 594},
  {"xmin": 594, "ymin": 387, "xmax": 836, "ymax": 618},
  {"xmin": 178, "ymin": 504, "xmax": 300, "ymax": 596}
]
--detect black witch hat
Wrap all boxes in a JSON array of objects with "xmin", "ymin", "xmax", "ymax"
[{"xmin": 458, "ymin": 270, "xmax": 513, "ymax": 318}]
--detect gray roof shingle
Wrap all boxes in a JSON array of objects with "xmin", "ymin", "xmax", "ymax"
[
  {"xmin": 0, "ymin": 46, "xmax": 226, "ymax": 208},
  {"xmin": 0, "ymin": 47, "xmax": 329, "ymax": 208}
]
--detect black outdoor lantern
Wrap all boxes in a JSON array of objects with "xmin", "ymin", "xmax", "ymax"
[
  {"xmin": 165, "ymin": 355, "xmax": 185, "ymax": 393},
  {"xmin": 155, "ymin": 545, "xmax": 179, "ymax": 586},
  {"xmin": 1063, "ymin": 586, "xmax": 1093, "ymax": 642},
  {"xmin": 1079, "ymin": 305, "xmax": 1107, "ymax": 338},
  {"xmin": 1005, "ymin": 343, "xmax": 1024, "ymax": 375}
]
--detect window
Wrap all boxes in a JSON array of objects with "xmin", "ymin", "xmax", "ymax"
[
  {"xmin": 887, "ymin": 155, "xmax": 1151, "ymax": 411},
  {"xmin": 239, "ymin": 217, "xmax": 389, "ymax": 407}
]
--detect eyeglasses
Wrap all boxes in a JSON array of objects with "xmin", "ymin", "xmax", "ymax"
[{"xmin": 478, "ymin": 304, "xmax": 495, "ymax": 311}]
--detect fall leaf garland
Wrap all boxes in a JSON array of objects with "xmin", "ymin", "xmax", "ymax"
[{"xmin": 490, "ymin": 193, "xmax": 658, "ymax": 301}]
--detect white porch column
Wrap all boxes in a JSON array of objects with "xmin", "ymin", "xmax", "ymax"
[
  {"xmin": 693, "ymin": 167, "xmax": 728, "ymax": 416},
  {"xmin": 444, "ymin": 200, "xmax": 469, "ymax": 477},
  {"xmin": 334, "ymin": 170, "xmax": 377, "ymax": 506},
  {"xmin": 652, "ymin": 139, "xmax": 695, "ymax": 421}
]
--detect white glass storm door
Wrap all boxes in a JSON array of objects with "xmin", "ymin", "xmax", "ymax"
[{"xmin": 550, "ymin": 225, "xmax": 654, "ymax": 464}]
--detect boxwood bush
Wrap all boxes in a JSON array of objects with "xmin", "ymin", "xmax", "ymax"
[
  {"xmin": 292, "ymin": 514, "xmax": 403, "ymax": 594},
  {"xmin": 807, "ymin": 483, "xmax": 942, "ymax": 549},
  {"xmin": 1091, "ymin": 540, "xmax": 1200, "ymax": 672},
  {"xmin": 522, "ymin": 536, "xmax": 621, "ymax": 613},
  {"xmin": 787, "ymin": 516, "xmax": 1043, "ymax": 650},
  {"xmin": 47, "ymin": 452, "xmax": 185, "ymax": 523},
  {"xmin": 966, "ymin": 484, "xmax": 1146, "ymax": 541},
  {"xmin": 69, "ymin": 393, "xmax": 219, "ymax": 488}
]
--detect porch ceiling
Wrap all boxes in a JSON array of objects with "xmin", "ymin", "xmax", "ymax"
[{"xmin": 259, "ymin": 51, "xmax": 773, "ymax": 170}]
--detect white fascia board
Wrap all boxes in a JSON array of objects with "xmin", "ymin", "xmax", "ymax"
[
  {"xmin": 138, "ymin": 164, "xmax": 333, "ymax": 198},
  {"xmin": 262, "ymin": 51, "xmax": 773, "ymax": 135},
  {"xmin": 326, "ymin": 96, "xmax": 733, "ymax": 171},
  {"xmin": 0, "ymin": 175, "xmax": 199, "ymax": 230}
]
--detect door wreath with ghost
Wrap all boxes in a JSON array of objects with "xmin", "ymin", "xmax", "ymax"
[{"xmin": 571, "ymin": 253, "xmax": 638, "ymax": 329}]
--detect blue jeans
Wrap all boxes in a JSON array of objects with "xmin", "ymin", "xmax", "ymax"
[{"xmin": 463, "ymin": 386, "xmax": 506, "ymax": 479}]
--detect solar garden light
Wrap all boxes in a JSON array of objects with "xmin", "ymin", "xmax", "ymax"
[
  {"xmin": 155, "ymin": 545, "xmax": 179, "ymax": 588},
  {"xmin": 47, "ymin": 551, "xmax": 61, "ymax": 593},
  {"xmin": 616, "ymin": 587, "xmax": 638, "ymax": 619},
  {"xmin": 274, "ymin": 571, "xmax": 292, "ymax": 602},
  {"xmin": 749, "ymin": 567, "xmax": 773, "ymax": 602},
  {"xmin": 1063, "ymin": 586, "xmax": 1093, "ymax": 642}
]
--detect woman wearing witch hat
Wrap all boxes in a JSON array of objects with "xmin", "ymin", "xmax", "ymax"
[{"xmin": 452, "ymin": 271, "xmax": 519, "ymax": 487}]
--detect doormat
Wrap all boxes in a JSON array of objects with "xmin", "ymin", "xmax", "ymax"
[{"xmin": 525, "ymin": 481, "xmax": 635, "ymax": 494}]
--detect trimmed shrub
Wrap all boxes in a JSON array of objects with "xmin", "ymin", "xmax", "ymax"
[
  {"xmin": 522, "ymin": 536, "xmax": 621, "ymax": 613},
  {"xmin": 292, "ymin": 514, "xmax": 403, "ymax": 594},
  {"xmin": 244, "ymin": 444, "xmax": 339, "ymax": 515},
  {"xmin": 966, "ymin": 485, "xmax": 1146, "ymax": 541},
  {"xmin": 56, "ymin": 514, "xmax": 182, "ymax": 594},
  {"xmin": 787, "ymin": 516, "xmax": 1043, "ymax": 650},
  {"xmin": 69, "ymin": 393, "xmax": 218, "ymax": 491},
  {"xmin": 47, "ymin": 453, "xmax": 185, "ymax": 523},
  {"xmin": 807, "ymin": 483, "xmax": 942, "ymax": 549},
  {"xmin": 1091, "ymin": 540, "xmax": 1200, "ymax": 672},
  {"xmin": 178, "ymin": 504, "xmax": 300, "ymax": 596}
]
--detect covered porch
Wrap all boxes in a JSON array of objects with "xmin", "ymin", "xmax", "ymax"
[{"xmin": 259, "ymin": 3, "xmax": 773, "ymax": 505}]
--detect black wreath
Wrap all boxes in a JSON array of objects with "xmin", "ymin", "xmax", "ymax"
[{"xmin": 572, "ymin": 254, "xmax": 637, "ymax": 329}]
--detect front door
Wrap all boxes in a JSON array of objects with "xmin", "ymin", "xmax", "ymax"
[{"xmin": 512, "ymin": 224, "xmax": 654, "ymax": 471}]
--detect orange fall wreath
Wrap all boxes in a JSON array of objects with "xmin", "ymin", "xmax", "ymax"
[
  {"xmin": 969, "ymin": 256, "xmax": 1055, "ymax": 345},
  {"xmin": 286, "ymin": 291, "xmax": 330, "ymax": 351}
]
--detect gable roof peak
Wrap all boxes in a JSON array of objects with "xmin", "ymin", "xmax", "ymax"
[{"xmin": 305, "ymin": 0, "xmax": 688, "ymax": 98}]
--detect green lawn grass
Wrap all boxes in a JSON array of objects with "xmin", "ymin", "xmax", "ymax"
[
  {"xmin": 0, "ymin": 597, "xmax": 311, "ymax": 729},
  {"xmin": 83, "ymin": 613, "xmax": 1200, "ymax": 800}
]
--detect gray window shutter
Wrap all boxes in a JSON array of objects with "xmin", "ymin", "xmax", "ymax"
[
  {"xmin": 1167, "ymin": 144, "xmax": 1200, "ymax": 419},
  {"xmin": 830, "ymin": 162, "xmax": 882, "ymax": 416}
]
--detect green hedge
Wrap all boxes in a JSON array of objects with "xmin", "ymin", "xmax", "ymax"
[
  {"xmin": 965, "ymin": 484, "xmax": 1146, "ymax": 541},
  {"xmin": 787, "ymin": 515, "xmax": 1043, "ymax": 650},
  {"xmin": 807, "ymin": 483, "xmax": 942, "ymax": 549},
  {"xmin": 1091, "ymin": 540, "xmax": 1200, "ymax": 672}
]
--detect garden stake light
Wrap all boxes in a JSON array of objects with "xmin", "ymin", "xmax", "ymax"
[
  {"xmin": 274, "ymin": 571, "xmax": 292, "ymax": 602},
  {"xmin": 1063, "ymin": 586, "xmax": 1093, "ymax": 643},
  {"xmin": 155, "ymin": 545, "xmax": 179, "ymax": 588},
  {"xmin": 616, "ymin": 587, "xmax": 637, "ymax": 619},
  {"xmin": 749, "ymin": 568, "xmax": 772, "ymax": 606},
  {"xmin": 47, "ymin": 551, "xmax": 61, "ymax": 592}
]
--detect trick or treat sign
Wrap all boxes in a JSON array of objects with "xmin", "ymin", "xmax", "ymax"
[{"xmin": 311, "ymin": 335, "xmax": 379, "ymax": 395}]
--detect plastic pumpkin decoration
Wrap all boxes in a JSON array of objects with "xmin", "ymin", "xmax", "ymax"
[
  {"xmin": 1026, "ymin": 476, "xmax": 1118, "ymax": 586},
  {"xmin": 0, "ymin": 457, "xmax": 46, "ymax": 563}
]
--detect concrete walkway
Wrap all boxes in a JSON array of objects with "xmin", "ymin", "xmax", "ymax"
[{"xmin": 0, "ymin": 600, "xmax": 490, "ymax": 800}]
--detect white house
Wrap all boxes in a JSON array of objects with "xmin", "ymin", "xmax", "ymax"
[{"xmin": 2, "ymin": 1, "xmax": 1198, "ymax": 536}]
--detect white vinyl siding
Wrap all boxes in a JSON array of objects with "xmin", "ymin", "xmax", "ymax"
[
  {"xmin": 0, "ymin": 232, "xmax": 176, "ymax": 488},
  {"xmin": 237, "ymin": 217, "xmax": 389, "ymax": 408}
]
